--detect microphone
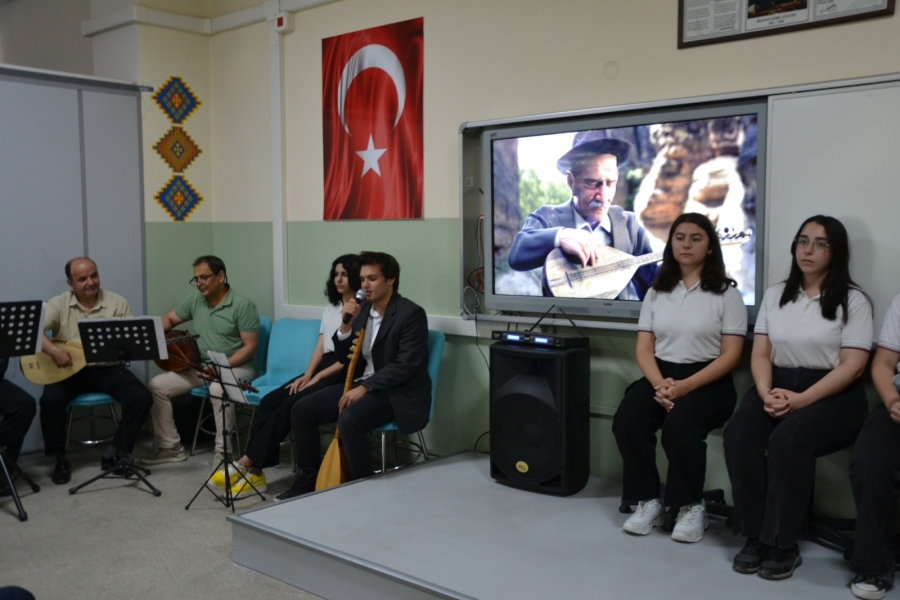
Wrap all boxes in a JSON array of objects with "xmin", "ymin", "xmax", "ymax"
[{"xmin": 343, "ymin": 289, "xmax": 366, "ymax": 324}]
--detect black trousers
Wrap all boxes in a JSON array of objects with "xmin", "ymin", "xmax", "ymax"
[
  {"xmin": 244, "ymin": 373, "xmax": 341, "ymax": 469},
  {"xmin": 290, "ymin": 383, "xmax": 394, "ymax": 481},
  {"xmin": 612, "ymin": 359, "xmax": 737, "ymax": 508},
  {"xmin": 850, "ymin": 404, "xmax": 900, "ymax": 576},
  {"xmin": 724, "ymin": 367, "xmax": 868, "ymax": 548},
  {"xmin": 0, "ymin": 379, "xmax": 37, "ymax": 464},
  {"xmin": 39, "ymin": 366, "xmax": 152, "ymax": 457}
]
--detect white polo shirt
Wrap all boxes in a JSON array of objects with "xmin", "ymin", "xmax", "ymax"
[
  {"xmin": 755, "ymin": 282, "xmax": 873, "ymax": 370},
  {"xmin": 876, "ymin": 292, "xmax": 900, "ymax": 374},
  {"xmin": 638, "ymin": 281, "xmax": 747, "ymax": 364},
  {"xmin": 319, "ymin": 302, "xmax": 343, "ymax": 354}
]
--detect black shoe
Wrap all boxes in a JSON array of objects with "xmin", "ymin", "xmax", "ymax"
[
  {"xmin": 274, "ymin": 474, "xmax": 316, "ymax": 502},
  {"xmin": 758, "ymin": 545, "xmax": 802, "ymax": 580},
  {"xmin": 51, "ymin": 459, "xmax": 71, "ymax": 485},
  {"xmin": 100, "ymin": 454, "xmax": 129, "ymax": 475},
  {"xmin": 100, "ymin": 454, "xmax": 117, "ymax": 472},
  {"xmin": 733, "ymin": 537, "xmax": 767, "ymax": 574}
]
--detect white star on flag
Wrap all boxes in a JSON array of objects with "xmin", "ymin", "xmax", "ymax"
[{"xmin": 356, "ymin": 135, "xmax": 387, "ymax": 177}]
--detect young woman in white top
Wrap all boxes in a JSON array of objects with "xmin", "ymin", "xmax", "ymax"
[
  {"xmin": 725, "ymin": 215, "xmax": 872, "ymax": 581},
  {"xmin": 613, "ymin": 213, "xmax": 747, "ymax": 543},
  {"xmin": 847, "ymin": 291, "xmax": 900, "ymax": 600},
  {"xmin": 212, "ymin": 254, "xmax": 360, "ymax": 496}
]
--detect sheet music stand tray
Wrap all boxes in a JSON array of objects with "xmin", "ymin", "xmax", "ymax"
[
  {"xmin": 0, "ymin": 300, "xmax": 45, "ymax": 521},
  {"xmin": 68, "ymin": 317, "xmax": 167, "ymax": 497},
  {"xmin": 185, "ymin": 351, "xmax": 264, "ymax": 512}
]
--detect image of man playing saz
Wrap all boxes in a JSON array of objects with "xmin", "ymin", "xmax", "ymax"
[{"xmin": 507, "ymin": 133, "xmax": 658, "ymax": 301}]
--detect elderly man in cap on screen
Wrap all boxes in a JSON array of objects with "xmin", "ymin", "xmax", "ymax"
[{"xmin": 508, "ymin": 133, "xmax": 657, "ymax": 301}]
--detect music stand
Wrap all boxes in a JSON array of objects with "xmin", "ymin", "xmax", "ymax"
[
  {"xmin": 185, "ymin": 351, "xmax": 264, "ymax": 511},
  {"xmin": 0, "ymin": 300, "xmax": 44, "ymax": 521},
  {"xmin": 68, "ymin": 317, "xmax": 167, "ymax": 497}
]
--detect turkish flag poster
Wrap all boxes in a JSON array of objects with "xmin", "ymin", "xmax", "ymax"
[{"xmin": 322, "ymin": 18, "xmax": 424, "ymax": 220}]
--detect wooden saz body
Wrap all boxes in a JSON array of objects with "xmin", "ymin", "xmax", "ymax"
[
  {"xmin": 544, "ymin": 229, "xmax": 752, "ymax": 299},
  {"xmin": 315, "ymin": 327, "xmax": 366, "ymax": 492},
  {"xmin": 154, "ymin": 330, "xmax": 200, "ymax": 373},
  {"xmin": 20, "ymin": 339, "xmax": 87, "ymax": 385}
]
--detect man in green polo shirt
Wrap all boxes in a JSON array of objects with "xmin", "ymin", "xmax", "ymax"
[{"xmin": 142, "ymin": 255, "xmax": 259, "ymax": 465}]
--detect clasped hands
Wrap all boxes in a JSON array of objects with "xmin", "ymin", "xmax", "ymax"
[
  {"xmin": 761, "ymin": 388, "xmax": 803, "ymax": 419},
  {"xmin": 653, "ymin": 378, "xmax": 690, "ymax": 411}
]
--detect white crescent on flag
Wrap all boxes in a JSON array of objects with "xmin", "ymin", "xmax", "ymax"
[{"xmin": 337, "ymin": 44, "xmax": 406, "ymax": 136}]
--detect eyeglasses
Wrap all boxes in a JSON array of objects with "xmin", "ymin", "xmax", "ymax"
[
  {"xmin": 794, "ymin": 237, "xmax": 831, "ymax": 252},
  {"xmin": 578, "ymin": 177, "xmax": 617, "ymax": 190},
  {"xmin": 189, "ymin": 273, "xmax": 216, "ymax": 286}
]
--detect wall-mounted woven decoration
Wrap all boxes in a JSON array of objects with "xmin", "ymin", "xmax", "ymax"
[
  {"xmin": 153, "ymin": 76, "xmax": 201, "ymax": 124},
  {"xmin": 155, "ymin": 175, "xmax": 203, "ymax": 222},
  {"xmin": 155, "ymin": 126, "xmax": 201, "ymax": 173}
]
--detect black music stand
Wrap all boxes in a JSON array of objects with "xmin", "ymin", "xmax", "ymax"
[
  {"xmin": 68, "ymin": 317, "xmax": 167, "ymax": 497},
  {"xmin": 0, "ymin": 300, "xmax": 45, "ymax": 521},
  {"xmin": 185, "ymin": 351, "xmax": 264, "ymax": 512}
]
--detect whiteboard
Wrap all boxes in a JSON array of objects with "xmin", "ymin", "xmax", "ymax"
[{"xmin": 767, "ymin": 81, "xmax": 900, "ymax": 335}]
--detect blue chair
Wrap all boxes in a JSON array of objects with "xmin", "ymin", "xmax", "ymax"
[
  {"xmin": 373, "ymin": 330, "xmax": 445, "ymax": 473},
  {"xmin": 66, "ymin": 392, "xmax": 118, "ymax": 450},
  {"xmin": 190, "ymin": 315, "xmax": 272, "ymax": 456},
  {"xmin": 242, "ymin": 318, "xmax": 321, "ymax": 466},
  {"xmin": 244, "ymin": 318, "xmax": 322, "ymax": 408}
]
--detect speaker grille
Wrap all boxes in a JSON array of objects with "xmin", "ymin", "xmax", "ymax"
[{"xmin": 491, "ymin": 373, "xmax": 562, "ymax": 483}]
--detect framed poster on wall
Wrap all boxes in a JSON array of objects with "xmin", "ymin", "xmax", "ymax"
[{"xmin": 678, "ymin": 0, "xmax": 895, "ymax": 48}]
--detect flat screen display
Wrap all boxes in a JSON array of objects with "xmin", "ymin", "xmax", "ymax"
[{"xmin": 483, "ymin": 99, "xmax": 766, "ymax": 321}]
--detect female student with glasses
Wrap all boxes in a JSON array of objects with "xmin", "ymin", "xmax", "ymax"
[{"xmin": 724, "ymin": 215, "xmax": 873, "ymax": 581}]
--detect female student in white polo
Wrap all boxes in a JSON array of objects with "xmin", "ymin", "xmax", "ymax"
[
  {"xmin": 613, "ymin": 212, "xmax": 747, "ymax": 543},
  {"xmin": 847, "ymin": 291, "xmax": 900, "ymax": 600},
  {"xmin": 724, "ymin": 215, "xmax": 872, "ymax": 581}
]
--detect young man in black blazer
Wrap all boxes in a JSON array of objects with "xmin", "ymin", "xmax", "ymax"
[{"xmin": 277, "ymin": 251, "xmax": 431, "ymax": 500}]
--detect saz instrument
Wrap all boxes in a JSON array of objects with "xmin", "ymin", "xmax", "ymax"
[
  {"xmin": 316, "ymin": 328, "xmax": 365, "ymax": 492},
  {"xmin": 20, "ymin": 339, "xmax": 87, "ymax": 385},
  {"xmin": 154, "ymin": 330, "xmax": 200, "ymax": 373},
  {"xmin": 543, "ymin": 229, "xmax": 753, "ymax": 299}
]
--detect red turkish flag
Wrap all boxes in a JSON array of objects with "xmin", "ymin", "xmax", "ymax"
[{"xmin": 322, "ymin": 18, "xmax": 424, "ymax": 220}]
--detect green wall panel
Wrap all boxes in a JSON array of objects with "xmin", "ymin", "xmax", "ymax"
[
  {"xmin": 145, "ymin": 222, "xmax": 214, "ymax": 319},
  {"xmin": 286, "ymin": 218, "xmax": 459, "ymax": 317},
  {"xmin": 212, "ymin": 222, "xmax": 274, "ymax": 319},
  {"xmin": 146, "ymin": 221, "xmax": 274, "ymax": 320}
]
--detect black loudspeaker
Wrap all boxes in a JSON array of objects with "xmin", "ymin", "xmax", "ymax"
[{"xmin": 489, "ymin": 342, "xmax": 590, "ymax": 496}]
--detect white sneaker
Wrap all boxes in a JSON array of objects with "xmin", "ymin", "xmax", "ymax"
[
  {"xmin": 671, "ymin": 503, "xmax": 709, "ymax": 543},
  {"xmin": 623, "ymin": 498, "xmax": 665, "ymax": 535}
]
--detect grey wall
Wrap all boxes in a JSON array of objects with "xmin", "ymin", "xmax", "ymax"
[{"xmin": 0, "ymin": 67, "xmax": 144, "ymax": 454}]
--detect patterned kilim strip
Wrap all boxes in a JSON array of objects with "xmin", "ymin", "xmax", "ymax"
[
  {"xmin": 155, "ymin": 126, "xmax": 201, "ymax": 173},
  {"xmin": 153, "ymin": 76, "xmax": 201, "ymax": 124},
  {"xmin": 155, "ymin": 175, "xmax": 203, "ymax": 221}
]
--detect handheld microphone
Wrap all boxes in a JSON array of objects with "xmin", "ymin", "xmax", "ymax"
[{"xmin": 343, "ymin": 289, "xmax": 366, "ymax": 324}]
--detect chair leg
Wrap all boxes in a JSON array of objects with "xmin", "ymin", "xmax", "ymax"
[
  {"xmin": 191, "ymin": 396, "xmax": 206, "ymax": 457},
  {"xmin": 65, "ymin": 407, "xmax": 74, "ymax": 452},
  {"xmin": 108, "ymin": 403, "xmax": 119, "ymax": 434},
  {"xmin": 417, "ymin": 430, "xmax": 429, "ymax": 461},
  {"xmin": 381, "ymin": 431, "xmax": 387, "ymax": 474},
  {"xmin": 393, "ymin": 431, "xmax": 399, "ymax": 468}
]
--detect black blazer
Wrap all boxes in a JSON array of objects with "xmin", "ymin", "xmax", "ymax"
[{"xmin": 334, "ymin": 292, "xmax": 432, "ymax": 434}]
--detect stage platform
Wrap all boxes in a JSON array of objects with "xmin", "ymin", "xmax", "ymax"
[{"xmin": 229, "ymin": 452, "xmax": 856, "ymax": 600}]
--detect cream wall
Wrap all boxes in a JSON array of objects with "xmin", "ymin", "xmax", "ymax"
[
  {"xmin": 282, "ymin": 0, "xmax": 900, "ymax": 226},
  {"xmin": 139, "ymin": 25, "xmax": 212, "ymax": 223},
  {"xmin": 209, "ymin": 20, "xmax": 271, "ymax": 222}
]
